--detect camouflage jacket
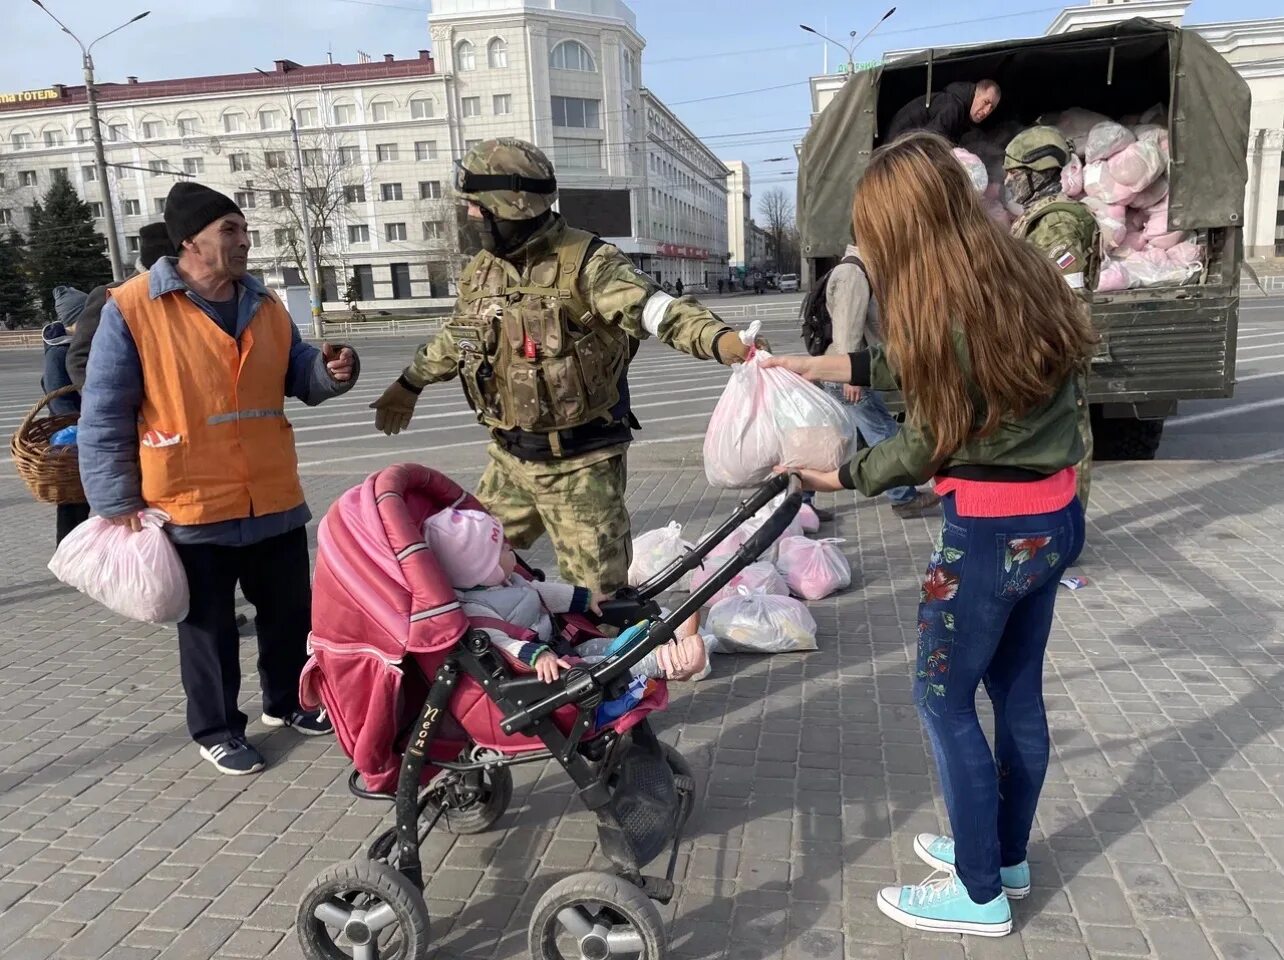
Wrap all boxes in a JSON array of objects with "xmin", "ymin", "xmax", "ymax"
[{"xmin": 1012, "ymin": 194, "xmax": 1101, "ymax": 293}]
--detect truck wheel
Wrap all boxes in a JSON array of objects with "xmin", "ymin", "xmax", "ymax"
[{"xmin": 1091, "ymin": 412, "xmax": 1165, "ymax": 461}]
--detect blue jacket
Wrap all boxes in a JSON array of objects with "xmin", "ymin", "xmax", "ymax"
[
  {"xmin": 41, "ymin": 337, "xmax": 79, "ymax": 416},
  {"xmin": 79, "ymin": 258, "xmax": 359, "ymax": 546}
]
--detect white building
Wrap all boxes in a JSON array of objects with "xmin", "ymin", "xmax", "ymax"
[
  {"xmin": 725, "ymin": 159, "xmax": 752, "ymax": 274},
  {"xmin": 805, "ymin": 0, "xmax": 1284, "ymax": 259},
  {"xmin": 0, "ymin": 0, "xmax": 730, "ymax": 312}
]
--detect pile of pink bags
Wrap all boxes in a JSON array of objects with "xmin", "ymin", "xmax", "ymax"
[{"xmin": 775, "ymin": 537, "xmax": 852, "ymax": 602}]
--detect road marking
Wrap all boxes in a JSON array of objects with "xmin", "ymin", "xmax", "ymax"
[{"xmin": 1167, "ymin": 395, "xmax": 1284, "ymax": 428}]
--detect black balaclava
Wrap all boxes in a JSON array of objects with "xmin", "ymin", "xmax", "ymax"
[
  {"xmin": 477, "ymin": 208, "xmax": 554, "ymax": 258},
  {"xmin": 1004, "ymin": 167, "xmax": 1062, "ymax": 209}
]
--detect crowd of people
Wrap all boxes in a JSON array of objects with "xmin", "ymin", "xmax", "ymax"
[{"xmin": 40, "ymin": 102, "xmax": 1099, "ymax": 939}]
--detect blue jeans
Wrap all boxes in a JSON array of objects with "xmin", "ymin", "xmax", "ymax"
[
  {"xmin": 914, "ymin": 494, "xmax": 1085, "ymax": 903},
  {"xmin": 809, "ymin": 384, "xmax": 917, "ymax": 505}
]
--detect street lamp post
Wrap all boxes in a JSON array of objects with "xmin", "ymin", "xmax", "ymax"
[
  {"xmin": 256, "ymin": 67, "xmax": 324, "ymax": 339},
  {"xmin": 801, "ymin": 8, "xmax": 896, "ymax": 77},
  {"xmin": 31, "ymin": 1, "xmax": 150, "ymax": 282}
]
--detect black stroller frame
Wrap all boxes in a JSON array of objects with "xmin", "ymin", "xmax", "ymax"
[{"xmin": 298, "ymin": 474, "xmax": 804, "ymax": 960}]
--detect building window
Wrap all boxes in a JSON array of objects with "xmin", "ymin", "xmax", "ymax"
[
  {"xmin": 461, "ymin": 97, "xmax": 481, "ymax": 118},
  {"xmin": 126, "ymin": 235, "xmax": 140, "ymax": 254},
  {"xmin": 10, "ymin": 132, "xmax": 32, "ymax": 151},
  {"xmin": 248, "ymin": 230, "xmax": 260, "ymax": 247},
  {"xmin": 371, "ymin": 101, "xmax": 393, "ymax": 123},
  {"xmin": 265, "ymin": 151, "xmax": 288, "ymax": 169},
  {"xmin": 142, "ymin": 120, "xmax": 165, "ymax": 140},
  {"xmin": 410, "ymin": 97, "xmax": 434, "ymax": 120},
  {"xmin": 296, "ymin": 106, "xmax": 319, "ymax": 128},
  {"xmin": 89, "ymin": 202, "xmax": 104, "ymax": 218},
  {"xmin": 391, "ymin": 262, "xmax": 412, "ymax": 299},
  {"xmin": 75, "ymin": 126, "xmax": 92, "ymax": 144},
  {"xmin": 223, "ymin": 112, "xmax": 246, "ymax": 133},
  {"xmin": 315, "ymin": 226, "xmax": 335, "ymax": 245},
  {"xmin": 183, "ymin": 158, "xmax": 205, "ymax": 175},
  {"xmin": 353, "ymin": 264, "xmax": 375, "ymax": 299},
  {"xmin": 275, "ymin": 228, "xmax": 296, "ymax": 246},
  {"xmin": 270, "ymin": 190, "xmax": 291, "ymax": 208},
  {"xmin": 123, "ymin": 199, "xmax": 141, "ymax": 216},
  {"xmin": 554, "ymin": 138, "xmax": 603, "ymax": 170},
  {"xmin": 235, "ymin": 190, "xmax": 256, "ymax": 209},
  {"xmin": 493, "ymin": 94, "xmax": 512, "ymax": 116},
  {"xmin": 49, "ymin": 167, "xmax": 68, "ymax": 182},
  {"xmin": 344, "ymin": 185, "xmax": 366, "ymax": 204},
  {"xmin": 551, "ymin": 96, "xmax": 600, "ymax": 129},
  {"xmin": 82, "ymin": 165, "xmax": 97, "ymax": 182},
  {"xmin": 154, "ymin": 198, "xmax": 167, "ymax": 215},
  {"xmin": 376, "ymin": 144, "xmax": 399, "ymax": 162},
  {"xmin": 149, "ymin": 160, "xmax": 167, "ymax": 177},
  {"xmin": 348, "ymin": 224, "xmax": 370, "ymax": 243},
  {"xmin": 229, "ymin": 153, "xmax": 251, "ymax": 172},
  {"xmin": 333, "ymin": 103, "xmax": 357, "ymax": 125},
  {"xmin": 108, "ymin": 124, "xmax": 127, "ymax": 142},
  {"xmin": 339, "ymin": 146, "xmax": 361, "ymax": 166},
  {"xmin": 0, "ymin": 209, "xmax": 10, "ymax": 226},
  {"xmin": 18, "ymin": 170, "xmax": 37, "ymax": 187},
  {"xmin": 381, "ymin": 183, "xmax": 404, "ymax": 202},
  {"xmin": 177, "ymin": 117, "xmax": 200, "ymax": 137},
  {"xmin": 44, "ymin": 130, "xmax": 65, "ymax": 147},
  {"xmin": 259, "ymin": 109, "xmax": 284, "ymax": 131},
  {"xmin": 307, "ymin": 187, "xmax": 327, "ymax": 205},
  {"xmin": 419, "ymin": 180, "xmax": 442, "ymax": 200},
  {"xmin": 302, "ymin": 148, "xmax": 322, "ymax": 167},
  {"xmin": 422, "ymin": 220, "xmax": 446, "ymax": 240},
  {"xmin": 414, "ymin": 141, "xmax": 438, "ymax": 161},
  {"xmin": 623, "ymin": 49, "xmax": 636, "ymax": 88},
  {"xmin": 488, "ymin": 38, "xmax": 508, "ymax": 69},
  {"xmin": 386, "ymin": 223, "xmax": 407, "ymax": 242},
  {"xmin": 465, "ymin": 139, "xmax": 483, "ymax": 151},
  {"xmin": 457, "ymin": 40, "xmax": 476, "ymax": 71},
  {"xmin": 550, "ymin": 40, "xmax": 595, "ymax": 72}
]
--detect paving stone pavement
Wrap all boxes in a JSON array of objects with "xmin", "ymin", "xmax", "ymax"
[{"xmin": 3, "ymin": 452, "xmax": 1284, "ymax": 960}]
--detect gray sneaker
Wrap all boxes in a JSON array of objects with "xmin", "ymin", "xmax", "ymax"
[
  {"xmin": 893, "ymin": 491, "xmax": 942, "ymax": 519},
  {"xmin": 199, "ymin": 737, "xmax": 265, "ymax": 776}
]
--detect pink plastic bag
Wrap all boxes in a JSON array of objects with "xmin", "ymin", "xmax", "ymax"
[
  {"xmin": 1083, "ymin": 197, "xmax": 1128, "ymax": 250},
  {"xmin": 739, "ymin": 491, "xmax": 806, "ymax": 563},
  {"xmin": 1131, "ymin": 174, "xmax": 1168, "ymax": 210},
  {"xmin": 776, "ymin": 537, "xmax": 852, "ymax": 601},
  {"xmin": 1084, "ymin": 161, "xmax": 1137, "ymax": 206},
  {"xmin": 951, "ymin": 147, "xmax": 988, "ymax": 193},
  {"xmin": 1165, "ymin": 240, "xmax": 1202, "ymax": 265},
  {"xmin": 1085, "ymin": 121, "xmax": 1135, "ymax": 163},
  {"xmin": 1056, "ymin": 108, "xmax": 1111, "ymax": 157},
  {"xmin": 1150, "ymin": 230, "xmax": 1188, "ymax": 251},
  {"xmin": 1106, "ymin": 140, "xmax": 1165, "ymax": 193},
  {"xmin": 1142, "ymin": 196, "xmax": 1170, "ymax": 237},
  {"xmin": 1095, "ymin": 259, "xmax": 1130, "ymax": 292},
  {"xmin": 690, "ymin": 560, "xmax": 788, "ymax": 609},
  {"xmin": 48, "ymin": 509, "xmax": 189, "ymax": 623},
  {"xmin": 1133, "ymin": 123, "xmax": 1170, "ymax": 162},
  {"xmin": 798, "ymin": 503, "xmax": 821, "ymax": 534},
  {"xmin": 1060, "ymin": 154, "xmax": 1085, "ymax": 198}
]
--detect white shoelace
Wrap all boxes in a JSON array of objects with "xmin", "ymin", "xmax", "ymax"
[{"xmin": 906, "ymin": 870, "xmax": 962, "ymax": 907}]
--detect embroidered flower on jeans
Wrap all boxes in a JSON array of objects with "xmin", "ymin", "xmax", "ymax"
[
  {"xmin": 921, "ymin": 567, "xmax": 960, "ymax": 603},
  {"xmin": 1004, "ymin": 536, "xmax": 1052, "ymax": 572}
]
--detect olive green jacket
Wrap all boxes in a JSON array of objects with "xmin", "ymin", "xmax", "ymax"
[{"xmin": 840, "ymin": 334, "xmax": 1085, "ymax": 496}]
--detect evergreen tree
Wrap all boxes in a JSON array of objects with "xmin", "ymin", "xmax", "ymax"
[
  {"xmin": 0, "ymin": 229, "xmax": 38, "ymax": 329},
  {"xmin": 27, "ymin": 174, "xmax": 113, "ymax": 316}
]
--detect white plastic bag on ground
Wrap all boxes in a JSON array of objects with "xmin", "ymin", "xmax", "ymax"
[
  {"xmin": 690, "ymin": 560, "xmax": 788, "ymax": 609},
  {"xmin": 1056, "ymin": 108, "xmax": 1111, "ymax": 157},
  {"xmin": 706, "ymin": 587, "xmax": 818, "ymax": 655},
  {"xmin": 628, "ymin": 521, "xmax": 694, "ymax": 590},
  {"xmin": 951, "ymin": 147, "xmax": 988, "ymax": 193},
  {"xmin": 1085, "ymin": 121, "xmax": 1135, "ymax": 163},
  {"xmin": 775, "ymin": 537, "xmax": 852, "ymax": 601},
  {"xmin": 798, "ymin": 503, "xmax": 820, "ymax": 534},
  {"xmin": 48, "ymin": 509, "xmax": 189, "ymax": 623}
]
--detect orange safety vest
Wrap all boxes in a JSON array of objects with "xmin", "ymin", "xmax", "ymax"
[{"xmin": 111, "ymin": 274, "xmax": 305, "ymax": 526}]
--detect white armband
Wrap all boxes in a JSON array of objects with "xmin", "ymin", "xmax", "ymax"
[{"xmin": 641, "ymin": 291, "xmax": 676, "ymax": 337}]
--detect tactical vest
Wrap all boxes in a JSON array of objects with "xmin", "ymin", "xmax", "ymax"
[
  {"xmin": 1012, "ymin": 194, "xmax": 1102, "ymax": 291},
  {"xmin": 445, "ymin": 225, "xmax": 631, "ymax": 437}
]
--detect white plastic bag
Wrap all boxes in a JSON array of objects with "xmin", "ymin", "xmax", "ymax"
[
  {"xmin": 628, "ymin": 522, "xmax": 694, "ymax": 590},
  {"xmin": 703, "ymin": 325, "xmax": 854, "ymax": 488},
  {"xmin": 951, "ymin": 147, "xmax": 988, "ymax": 193},
  {"xmin": 1060, "ymin": 154, "xmax": 1085, "ymax": 198},
  {"xmin": 1084, "ymin": 161, "xmax": 1137, "ymax": 206},
  {"xmin": 1085, "ymin": 121, "xmax": 1135, "ymax": 164},
  {"xmin": 1106, "ymin": 139, "xmax": 1165, "ymax": 194},
  {"xmin": 776, "ymin": 536, "xmax": 852, "ymax": 601},
  {"xmin": 48, "ymin": 509, "xmax": 189, "ymax": 623},
  {"xmin": 1055, "ymin": 108, "xmax": 1112, "ymax": 157},
  {"xmin": 706, "ymin": 587, "xmax": 818, "ymax": 655},
  {"xmin": 690, "ymin": 560, "xmax": 788, "ymax": 610},
  {"xmin": 798, "ymin": 503, "xmax": 821, "ymax": 534},
  {"xmin": 739, "ymin": 491, "xmax": 807, "ymax": 563}
]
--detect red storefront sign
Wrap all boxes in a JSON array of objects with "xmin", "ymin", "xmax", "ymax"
[{"xmin": 657, "ymin": 243, "xmax": 709, "ymax": 260}]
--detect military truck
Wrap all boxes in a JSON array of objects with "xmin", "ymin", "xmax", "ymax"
[{"xmin": 797, "ymin": 18, "xmax": 1251, "ymax": 459}]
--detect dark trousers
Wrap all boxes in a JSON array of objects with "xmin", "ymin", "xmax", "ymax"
[
  {"xmin": 914, "ymin": 495, "xmax": 1085, "ymax": 903},
  {"xmin": 55, "ymin": 502, "xmax": 91, "ymax": 544},
  {"xmin": 173, "ymin": 527, "xmax": 312, "ymax": 747}
]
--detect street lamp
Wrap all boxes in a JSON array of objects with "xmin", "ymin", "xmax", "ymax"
[
  {"xmin": 31, "ymin": 1, "xmax": 150, "ymax": 282},
  {"xmin": 255, "ymin": 66, "xmax": 323, "ymax": 339},
  {"xmin": 801, "ymin": 8, "xmax": 895, "ymax": 77}
]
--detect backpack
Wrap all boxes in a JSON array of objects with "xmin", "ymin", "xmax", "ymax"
[{"xmin": 800, "ymin": 256, "xmax": 869, "ymax": 357}]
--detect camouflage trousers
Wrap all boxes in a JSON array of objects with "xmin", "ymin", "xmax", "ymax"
[{"xmin": 474, "ymin": 442, "xmax": 632, "ymax": 594}]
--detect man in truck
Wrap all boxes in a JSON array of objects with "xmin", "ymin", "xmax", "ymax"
[
  {"xmin": 1004, "ymin": 125, "xmax": 1100, "ymax": 509},
  {"xmin": 887, "ymin": 79, "xmax": 1001, "ymax": 143}
]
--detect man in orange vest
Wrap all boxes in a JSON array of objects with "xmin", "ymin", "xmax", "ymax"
[{"xmin": 79, "ymin": 182, "xmax": 359, "ymax": 776}]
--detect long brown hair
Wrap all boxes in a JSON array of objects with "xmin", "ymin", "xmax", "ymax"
[{"xmin": 852, "ymin": 132, "xmax": 1097, "ymax": 459}]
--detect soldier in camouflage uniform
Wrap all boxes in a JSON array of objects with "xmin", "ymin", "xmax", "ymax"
[
  {"xmin": 371, "ymin": 138, "xmax": 752, "ymax": 593},
  {"xmin": 1005, "ymin": 126, "xmax": 1100, "ymax": 510}
]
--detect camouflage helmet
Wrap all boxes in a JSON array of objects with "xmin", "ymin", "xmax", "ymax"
[
  {"xmin": 454, "ymin": 138, "xmax": 558, "ymax": 221},
  {"xmin": 1004, "ymin": 126, "xmax": 1072, "ymax": 173}
]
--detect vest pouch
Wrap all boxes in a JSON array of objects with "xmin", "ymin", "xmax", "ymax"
[
  {"xmin": 460, "ymin": 352, "xmax": 503, "ymax": 424},
  {"xmin": 540, "ymin": 354, "xmax": 590, "ymax": 427},
  {"xmin": 505, "ymin": 358, "xmax": 546, "ymax": 430},
  {"xmin": 138, "ymin": 429, "xmax": 195, "ymax": 509},
  {"xmin": 514, "ymin": 297, "xmax": 566, "ymax": 356},
  {"xmin": 575, "ymin": 329, "xmax": 625, "ymax": 414}
]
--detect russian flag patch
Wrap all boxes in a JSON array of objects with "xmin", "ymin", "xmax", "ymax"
[{"xmin": 1055, "ymin": 250, "xmax": 1077, "ymax": 271}]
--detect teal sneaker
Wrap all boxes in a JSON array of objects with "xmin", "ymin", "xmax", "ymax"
[
  {"xmin": 876, "ymin": 870, "xmax": 1012, "ymax": 937},
  {"xmin": 913, "ymin": 833, "xmax": 1031, "ymax": 899}
]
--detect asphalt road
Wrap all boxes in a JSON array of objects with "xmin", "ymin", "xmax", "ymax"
[{"xmin": 1, "ymin": 292, "xmax": 1280, "ymax": 477}]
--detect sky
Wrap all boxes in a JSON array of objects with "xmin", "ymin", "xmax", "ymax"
[{"xmin": 3, "ymin": 0, "xmax": 1279, "ymax": 219}]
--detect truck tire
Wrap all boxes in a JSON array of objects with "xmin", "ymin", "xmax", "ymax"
[{"xmin": 1091, "ymin": 411, "xmax": 1165, "ymax": 461}]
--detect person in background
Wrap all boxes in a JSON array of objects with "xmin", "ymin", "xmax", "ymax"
[
  {"xmin": 79, "ymin": 181, "xmax": 360, "ymax": 776},
  {"xmin": 886, "ymin": 79, "xmax": 1001, "ymax": 144},
  {"xmin": 767, "ymin": 133, "xmax": 1094, "ymax": 938},
  {"xmin": 41, "ymin": 285, "xmax": 90, "ymax": 542},
  {"xmin": 675, "ymin": 278, "xmax": 684, "ymax": 297}
]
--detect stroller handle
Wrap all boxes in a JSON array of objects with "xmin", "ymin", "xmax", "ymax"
[{"xmin": 502, "ymin": 474, "xmax": 805, "ymax": 736}]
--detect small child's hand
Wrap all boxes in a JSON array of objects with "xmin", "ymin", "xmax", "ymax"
[
  {"xmin": 589, "ymin": 592, "xmax": 610, "ymax": 616},
  {"xmin": 533, "ymin": 651, "xmax": 571, "ymax": 684}
]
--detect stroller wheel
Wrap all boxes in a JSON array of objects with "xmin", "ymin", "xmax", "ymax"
[
  {"xmin": 425, "ymin": 764, "xmax": 513, "ymax": 835},
  {"xmin": 530, "ymin": 871, "xmax": 667, "ymax": 960},
  {"xmin": 659, "ymin": 744, "xmax": 696, "ymax": 831},
  {"xmin": 297, "ymin": 859, "xmax": 431, "ymax": 960}
]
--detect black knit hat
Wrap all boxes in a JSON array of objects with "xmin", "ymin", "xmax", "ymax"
[
  {"xmin": 138, "ymin": 222, "xmax": 177, "ymax": 268},
  {"xmin": 163, "ymin": 181, "xmax": 242, "ymax": 248}
]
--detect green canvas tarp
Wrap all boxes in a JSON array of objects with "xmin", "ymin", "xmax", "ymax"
[{"xmin": 798, "ymin": 18, "xmax": 1251, "ymax": 260}]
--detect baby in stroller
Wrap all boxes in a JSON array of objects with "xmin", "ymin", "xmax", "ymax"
[{"xmin": 424, "ymin": 505, "xmax": 709, "ymax": 684}]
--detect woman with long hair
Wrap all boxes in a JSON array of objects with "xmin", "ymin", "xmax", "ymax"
[{"xmin": 769, "ymin": 132, "xmax": 1096, "ymax": 937}]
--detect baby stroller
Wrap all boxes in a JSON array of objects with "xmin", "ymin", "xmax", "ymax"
[{"xmin": 295, "ymin": 463, "xmax": 803, "ymax": 960}]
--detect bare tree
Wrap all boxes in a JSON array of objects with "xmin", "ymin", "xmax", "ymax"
[{"xmin": 758, "ymin": 187, "xmax": 795, "ymax": 273}]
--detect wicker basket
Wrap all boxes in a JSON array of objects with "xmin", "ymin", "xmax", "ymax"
[{"xmin": 10, "ymin": 385, "xmax": 85, "ymax": 505}]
